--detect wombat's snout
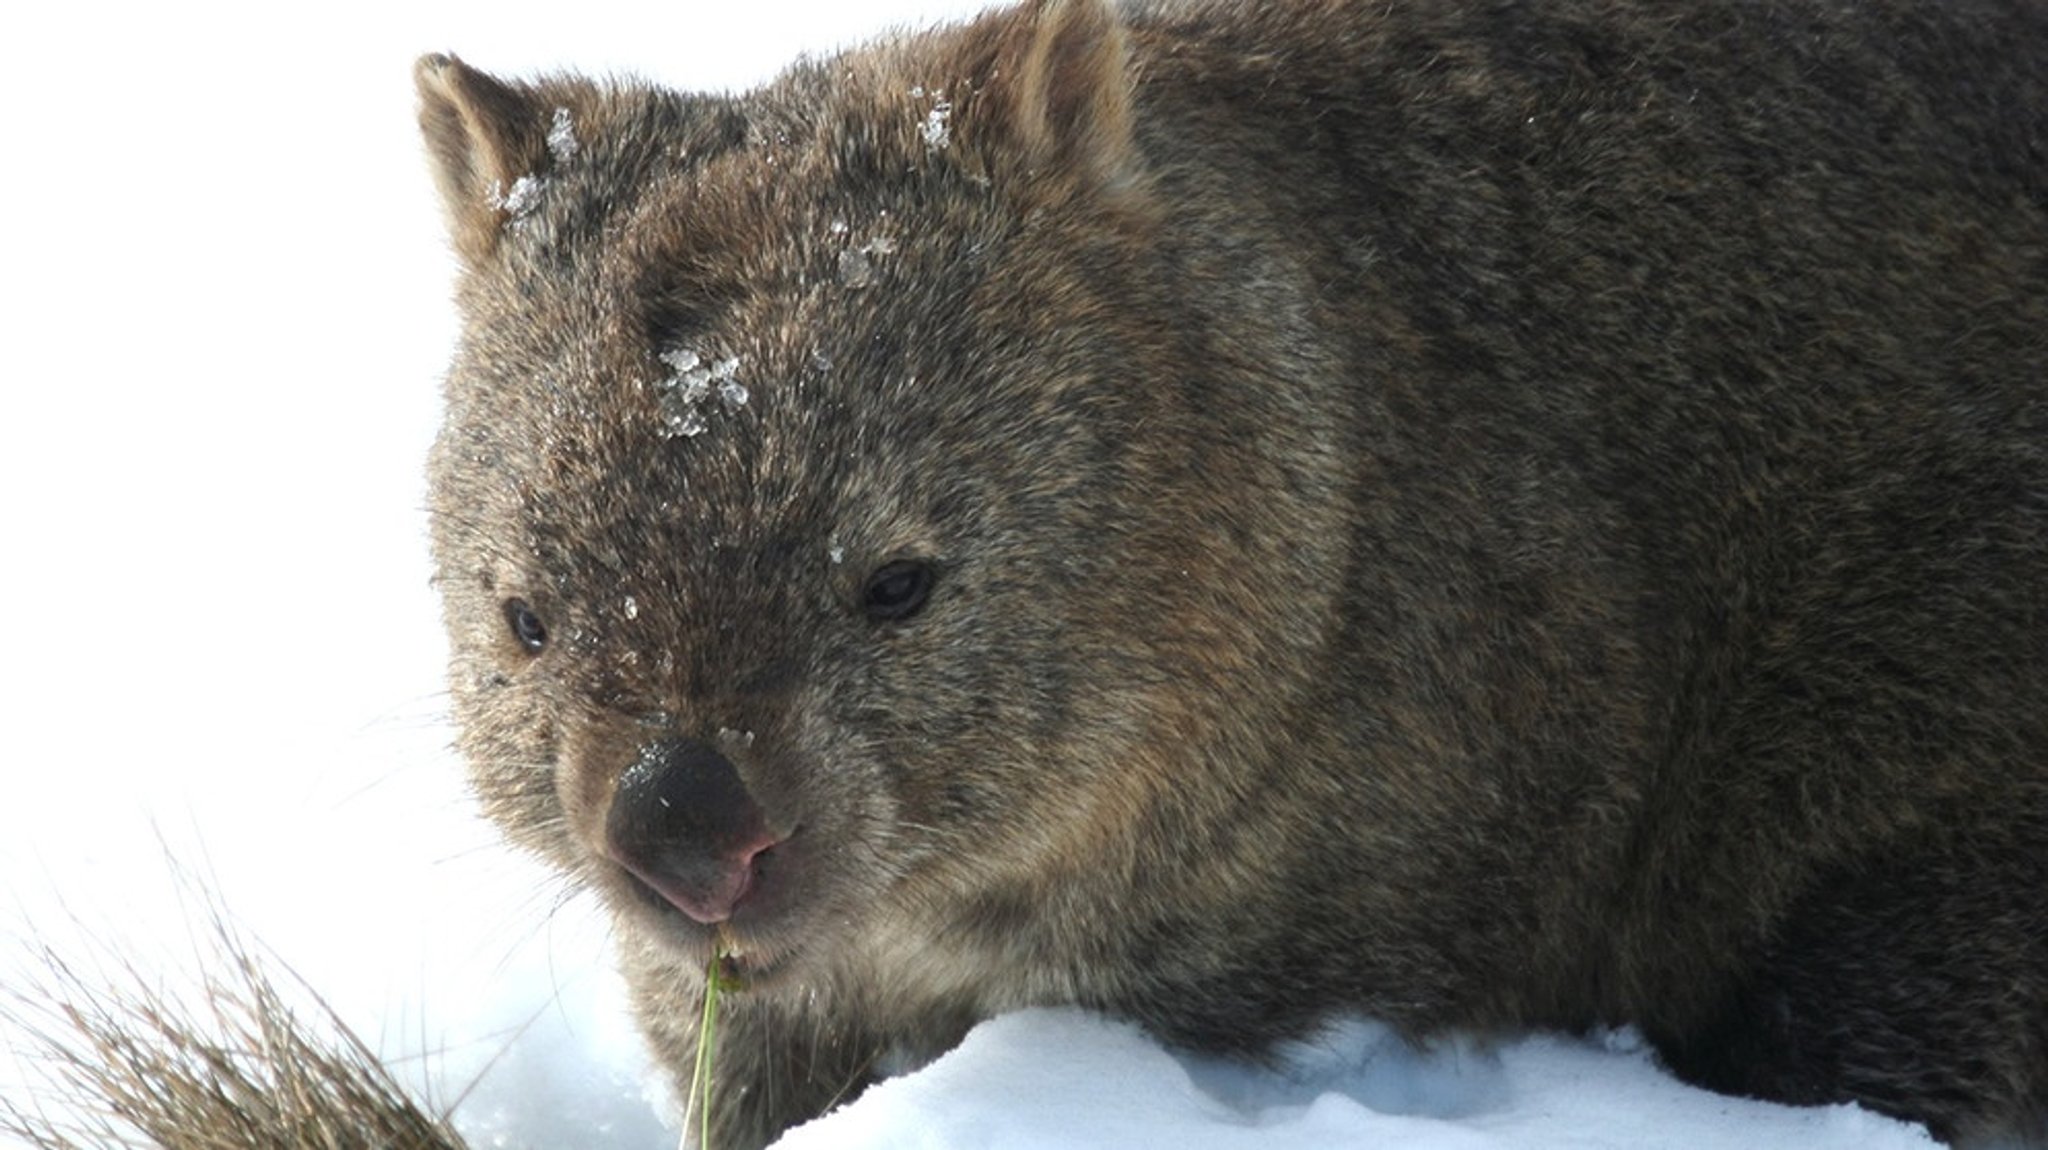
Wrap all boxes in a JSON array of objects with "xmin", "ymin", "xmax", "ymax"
[{"xmin": 604, "ymin": 738, "xmax": 782, "ymax": 925}]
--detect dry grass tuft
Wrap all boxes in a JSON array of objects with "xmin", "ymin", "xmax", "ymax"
[{"xmin": 1, "ymin": 890, "xmax": 468, "ymax": 1150}]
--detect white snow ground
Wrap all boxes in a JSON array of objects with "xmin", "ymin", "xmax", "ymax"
[{"xmin": 0, "ymin": 2, "xmax": 1961, "ymax": 1148}]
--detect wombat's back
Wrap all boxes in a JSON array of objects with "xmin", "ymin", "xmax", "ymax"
[{"xmin": 1109, "ymin": 0, "xmax": 2048, "ymax": 1135}]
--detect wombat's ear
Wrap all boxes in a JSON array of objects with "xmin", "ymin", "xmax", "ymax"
[
  {"xmin": 415, "ymin": 54, "xmax": 548, "ymax": 265},
  {"xmin": 991, "ymin": 0, "xmax": 1141, "ymax": 197}
]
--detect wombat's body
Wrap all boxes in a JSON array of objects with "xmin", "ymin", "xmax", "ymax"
[{"xmin": 417, "ymin": 0, "xmax": 2048, "ymax": 1145}]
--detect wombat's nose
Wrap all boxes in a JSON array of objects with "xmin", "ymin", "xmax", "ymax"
[{"xmin": 604, "ymin": 738, "xmax": 777, "ymax": 925}]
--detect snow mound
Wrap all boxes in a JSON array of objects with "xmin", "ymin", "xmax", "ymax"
[{"xmin": 773, "ymin": 1008, "xmax": 1940, "ymax": 1150}]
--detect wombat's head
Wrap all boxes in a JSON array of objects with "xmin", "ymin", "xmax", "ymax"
[{"xmin": 419, "ymin": 0, "xmax": 1334, "ymax": 982}]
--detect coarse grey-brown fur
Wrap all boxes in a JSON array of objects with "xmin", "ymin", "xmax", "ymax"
[{"xmin": 413, "ymin": 0, "xmax": 2047, "ymax": 1146}]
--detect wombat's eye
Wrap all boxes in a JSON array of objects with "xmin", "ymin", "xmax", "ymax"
[
  {"xmin": 862, "ymin": 560, "xmax": 936, "ymax": 622},
  {"xmin": 503, "ymin": 598, "xmax": 549, "ymax": 653}
]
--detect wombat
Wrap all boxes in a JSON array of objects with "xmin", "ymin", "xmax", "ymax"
[{"xmin": 418, "ymin": 0, "xmax": 2048, "ymax": 1146}]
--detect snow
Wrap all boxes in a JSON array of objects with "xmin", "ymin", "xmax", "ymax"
[
  {"xmin": 776, "ymin": 1010, "xmax": 1943, "ymax": 1150},
  {"xmin": 0, "ymin": 2, "xmax": 1972, "ymax": 1149},
  {"xmin": 492, "ymin": 173, "xmax": 546, "ymax": 218},
  {"xmin": 838, "ymin": 234, "xmax": 899, "ymax": 289},
  {"xmin": 655, "ymin": 351, "xmax": 744, "ymax": 439},
  {"xmin": 548, "ymin": 107, "xmax": 579, "ymax": 164},
  {"xmin": 922, "ymin": 96, "xmax": 955, "ymax": 150},
  {"xmin": 839, "ymin": 245, "xmax": 879, "ymax": 288}
]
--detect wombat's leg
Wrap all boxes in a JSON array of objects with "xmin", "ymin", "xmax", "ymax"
[
  {"xmin": 1649, "ymin": 814, "xmax": 2048, "ymax": 1146},
  {"xmin": 674, "ymin": 990, "xmax": 886, "ymax": 1150}
]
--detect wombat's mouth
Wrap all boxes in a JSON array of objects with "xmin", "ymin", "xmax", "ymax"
[
  {"xmin": 612, "ymin": 829, "xmax": 818, "ymax": 985},
  {"xmin": 618, "ymin": 878, "xmax": 795, "ymax": 983},
  {"xmin": 712, "ymin": 932, "xmax": 796, "ymax": 987}
]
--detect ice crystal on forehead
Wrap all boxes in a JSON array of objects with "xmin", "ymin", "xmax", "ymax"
[
  {"xmin": 839, "ymin": 248, "xmax": 874, "ymax": 288},
  {"xmin": 655, "ymin": 350, "xmax": 746, "ymax": 440},
  {"xmin": 489, "ymin": 175, "xmax": 545, "ymax": 220},
  {"xmin": 547, "ymin": 107, "xmax": 578, "ymax": 163},
  {"xmin": 837, "ymin": 234, "xmax": 899, "ymax": 290},
  {"xmin": 922, "ymin": 97, "xmax": 953, "ymax": 151},
  {"xmin": 835, "ymin": 248, "xmax": 876, "ymax": 286},
  {"xmin": 663, "ymin": 349, "xmax": 711, "ymax": 403}
]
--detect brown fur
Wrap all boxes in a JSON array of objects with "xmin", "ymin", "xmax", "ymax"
[{"xmin": 419, "ymin": 0, "xmax": 2048, "ymax": 1146}]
